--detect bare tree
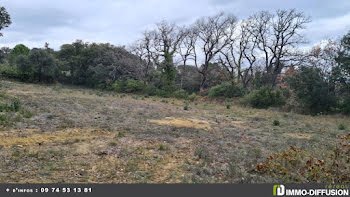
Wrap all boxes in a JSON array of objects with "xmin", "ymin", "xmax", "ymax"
[
  {"xmin": 130, "ymin": 20, "xmax": 186, "ymax": 89},
  {"xmin": 217, "ymin": 20, "xmax": 258, "ymax": 87},
  {"xmin": 248, "ymin": 9, "xmax": 311, "ymax": 86},
  {"xmin": 190, "ymin": 13, "xmax": 237, "ymax": 91},
  {"xmin": 129, "ymin": 31, "xmax": 155, "ymax": 83},
  {"xmin": 178, "ymin": 28, "xmax": 197, "ymax": 88}
]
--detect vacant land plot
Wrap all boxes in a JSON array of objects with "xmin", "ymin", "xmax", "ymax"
[{"xmin": 0, "ymin": 80, "xmax": 348, "ymax": 183}]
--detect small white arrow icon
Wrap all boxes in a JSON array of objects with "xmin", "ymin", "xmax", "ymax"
[{"xmin": 6, "ymin": 188, "xmax": 9, "ymax": 192}]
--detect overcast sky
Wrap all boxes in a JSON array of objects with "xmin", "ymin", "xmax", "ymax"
[{"xmin": 0, "ymin": 0, "xmax": 349, "ymax": 50}]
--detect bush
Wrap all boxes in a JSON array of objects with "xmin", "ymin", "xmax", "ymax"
[
  {"xmin": 257, "ymin": 134, "xmax": 350, "ymax": 183},
  {"xmin": 14, "ymin": 114, "xmax": 22, "ymax": 122},
  {"xmin": 118, "ymin": 132, "xmax": 125, "ymax": 137},
  {"xmin": 155, "ymin": 89, "xmax": 172, "ymax": 98},
  {"xmin": 111, "ymin": 80, "xmax": 125, "ymax": 92},
  {"xmin": 143, "ymin": 84, "xmax": 157, "ymax": 96},
  {"xmin": 0, "ymin": 98, "xmax": 21, "ymax": 112},
  {"xmin": 184, "ymin": 103, "xmax": 189, "ymax": 110},
  {"xmin": 125, "ymin": 79, "xmax": 144, "ymax": 93},
  {"xmin": 0, "ymin": 104, "xmax": 9, "ymax": 112},
  {"xmin": 0, "ymin": 114, "xmax": 7, "ymax": 121},
  {"xmin": 287, "ymin": 66, "xmax": 337, "ymax": 114},
  {"xmin": 273, "ymin": 120, "xmax": 280, "ymax": 126},
  {"xmin": 188, "ymin": 93, "xmax": 197, "ymax": 102},
  {"xmin": 244, "ymin": 87, "xmax": 286, "ymax": 109},
  {"xmin": 209, "ymin": 82, "xmax": 245, "ymax": 98},
  {"xmin": 20, "ymin": 109, "xmax": 33, "ymax": 118},
  {"xmin": 108, "ymin": 142, "xmax": 117, "ymax": 147},
  {"xmin": 173, "ymin": 89, "xmax": 188, "ymax": 99},
  {"xmin": 158, "ymin": 144, "xmax": 169, "ymax": 151},
  {"xmin": 111, "ymin": 79, "xmax": 144, "ymax": 93},
  {"xmin": 0, "ymin": 65, "xmax": 19, "ymax": 79},
  {"xmin": 338, "ymin": 124, "xmax": 346, "ymax": 130},
  {"xmin": 11, "ymin": 98, "xmax": 21, "ymax": 112}
]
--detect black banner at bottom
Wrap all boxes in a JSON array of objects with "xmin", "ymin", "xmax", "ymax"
[{"xmin": 0, "ymin": 184, "xmax": 349, "ymax": 197}]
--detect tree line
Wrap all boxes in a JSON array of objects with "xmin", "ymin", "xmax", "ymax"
[{"xmin": 0, "ymin": 6, "xmax": 349, "ymax": 115}]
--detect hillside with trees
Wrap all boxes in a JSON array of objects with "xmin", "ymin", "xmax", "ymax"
[
  {"xmin": 0, "ymin": 5, "xmax": 349, "ymax": 183},
  {"xmin": 1, "ymin": 9, "xmax": 349, "ymax": 115}
]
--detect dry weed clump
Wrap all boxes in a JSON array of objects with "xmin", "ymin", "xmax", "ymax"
[{"xmin": 256, "ymin": 133, "xmax": 350, "ymax": 183}]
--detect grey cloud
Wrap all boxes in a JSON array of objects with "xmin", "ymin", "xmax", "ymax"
[
  {"xmin": 0, "ymin": 0, "xmax": 349, "ymax": 49},
  {"xmin": 11, "ymin": 7, "xmax": 77, "ymax": 33}
]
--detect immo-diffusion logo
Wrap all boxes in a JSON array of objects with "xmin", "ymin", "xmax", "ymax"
[
  {"xmin": 273, "ymin": 185, "xmax": 285, "ymax": 196},
  {"xmin": 273, "ymin": 185, "xmax": 349, "ymax": 196}
]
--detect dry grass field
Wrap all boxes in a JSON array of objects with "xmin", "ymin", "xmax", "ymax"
[{"xmin": 0, "ymin": 80, "xmax": 349, "ymax": 183}]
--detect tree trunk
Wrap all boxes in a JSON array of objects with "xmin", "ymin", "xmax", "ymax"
[{"xmin": 199, "ymin": 73, "xmax": 207, "ymax": 92}]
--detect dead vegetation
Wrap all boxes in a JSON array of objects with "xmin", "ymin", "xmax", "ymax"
[
  {"xmin": 0, "ymin": 80, "xmax": 349, "ymax": 183},
  {"xmin": 149, "ymin": 117, "xmax": 212, "ymax": 130}
]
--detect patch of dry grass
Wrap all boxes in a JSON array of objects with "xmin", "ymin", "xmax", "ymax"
[
  {"xmin": 149, "ymin": 117, "xmax": 212, "ymax": 130},
  {"xmin": 284, "ymin": 133, "xmax": 313, "ymax": 139},
  {"xmin": 0, "ymin": 128, "xmax": 107, "ymax": 147}
]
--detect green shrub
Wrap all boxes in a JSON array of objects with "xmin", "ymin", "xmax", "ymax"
[
  {"xmin": 159, "ymin": 144, "xmax": 169, "ymax": 151},
  {"xmin": 273, "ymin": 120, "xmax": 280, "ymax": 126},
  {"xmin": 0, "ymin": 114, "xmax": 7, "ymax": 121},
  {"xmin": 10, "ymin": 98, "xmax": 21, "ymax": 112},
  {"xmin": 226, "ymin": 103, "xmax": 231, "ymax": 109},
  {"xmin": 95, "ymin": 83, "xmax": 107, "ymax": 90},
  {"xmin": 0, "ymin": 98, "xmax": 21, "ymax": 112},
  {"xmin": 111, "ymin": 79, "xmax": 144, "ymax": 93},
  {"xmin": 0, "ymin": 92, "xmax": 7, "ymax": 98},
  {"xmin": 132, "ymin": 95, "xmax": 139, "ymax": 100},
  {"xmin": 111, "ymin": 80, "xmax": 126, "ymax": 92},
  {"xmin": 209, "ymin": 82, "xmax": 245, "ymax": 98},
  {"xmin": 338, "ymin": 124, "xmax": 346, "ymax": 130},
  {"xmin": 95, "ymin": 92, "xmax": 104, "ymax": 97},
  {"xmin": 244, "ymin": 87, "xmax": 286, "ymax": 109},
  {"xmin": 287, "ymin": 66, "xmax": 337, "ymax": 114},
  {"xmin": 14, "ymin": 115, "xmax": 22, "ymax": 122},
  {"xmin": 20, "ymin": 110, "xmax": 33, "ymax": 118},
  {"xmin": 173, "ymin": 89, "xmax": 188, "ymax": 99},
  {"xmin": 0, "ymin": 104, "xmax": 10, "ymax": 112},
  {"xmin": 118, "ymin": 132, "xmax": 125, "ymax": 137},
  {"xmin": 143, "ymin": 84, "xmax": 157, "ymax": 96},
  {"xmin": 125, "ymin": 79, "xmax": 144, "ymax": 93},
  {"xmin": 188, "ymin": 93, "xmax": 197, "ymax": 102},
  {"xmin": 0, "ymin": 65, "xmax": 19, "ymax": 79},
  {"xmin": 108, "ymin": 142, "xmax": 117, "ymax": 147},
  {"xmin": 281, "ymin": 88, "xmax": 291, "ymax": 99},
  {"xmin": 184, "ymin": 103, "xmax": 189, "ymax": 110},
  {"xmin": 155, "ymin": 89, "xmax": 171, "ymax": 98}
]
